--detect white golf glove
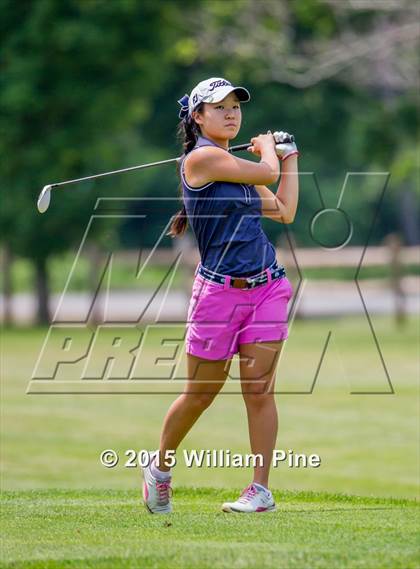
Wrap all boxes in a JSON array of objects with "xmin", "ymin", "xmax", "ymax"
[{"xmin": 272, "ymin": 130, "xmax": 299, "ymax": 161}]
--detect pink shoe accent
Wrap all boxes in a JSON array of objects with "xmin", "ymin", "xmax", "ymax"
[
  {"xmin": 156, "ymin": 480, "xmax": 172, "ymax": 502},
  {"xmin": 143, "ymin": 481, "xmax": 149, "ymax": 500},
  {"xmin": 238, "ymin": 484, "xmax": 258, "ymax": 503},
  {"xmin": 256, "ymin": 506, "xmax": 268, "ymax": 512}
]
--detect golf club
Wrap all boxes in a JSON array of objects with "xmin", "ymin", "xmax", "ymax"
[{"xmin": 36, "ymin": 135, "xmax": 294, "ymax": 213}]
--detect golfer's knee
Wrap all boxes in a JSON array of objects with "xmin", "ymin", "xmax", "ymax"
[
  {"xmin": 242, "ymin": 384, "xmax": 274, "ymax": 407},
  {"xmin": 183, "ymin": 391, "xmax": 217, "ymax": 410}
]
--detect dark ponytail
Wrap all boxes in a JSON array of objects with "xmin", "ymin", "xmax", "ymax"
[{"xmin": 166, "ymin": 104, "xmax": 203, "ymax": 238}]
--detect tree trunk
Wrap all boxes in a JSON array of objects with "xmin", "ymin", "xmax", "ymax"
[
  {"xmin": 88, "ymin": 244, "xmax": 102, "ymax": 325},
  {"xmin": 385, "ymin": 233, "xmax": 406, "ymax": 328},
  {"xmin": 35, "ymin": 257, "xmax": 50, "ymax": 325},
  {"xmin": 2, "ymin": 246, "xmax": 14, "ymax": 326},
  {"xmin": 399, "ymin": 189, "xmax": 420, "ymax": 245}
]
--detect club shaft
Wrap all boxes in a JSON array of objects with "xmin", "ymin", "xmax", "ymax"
[
  {"xmin": 49, "ymin": 144, "xmax": 251, "ymax": 190},
  {"xmin": 49, "ymin": 157, "xmax": 179, "ymax": 189},
  {"xmin": 228, "ymin": 143, "xmax": 250, "ymax": 152}
]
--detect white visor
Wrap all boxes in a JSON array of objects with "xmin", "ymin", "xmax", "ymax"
[{"xmin": 189, "ymin": 77, "xmax": 250, "ymax": 115}]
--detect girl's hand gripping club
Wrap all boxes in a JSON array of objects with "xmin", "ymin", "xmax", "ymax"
[{"xmin": 272, "ymin": 130, "xmax": 299, "ymax": 161}]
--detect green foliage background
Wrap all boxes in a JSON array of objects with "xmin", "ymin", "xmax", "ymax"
[{"xmin": 1, "ymin": 0, "xmax": 418, "ymax": 320}]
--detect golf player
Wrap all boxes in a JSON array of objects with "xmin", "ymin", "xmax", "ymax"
[{"xmin": 142, "ymin": 77, "xmax": 299, "ymax": 514}]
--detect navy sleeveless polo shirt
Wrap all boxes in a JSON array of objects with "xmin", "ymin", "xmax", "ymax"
[{"xmin": 180, "ymin": 136, "xmax": 277, "ymax": 277}]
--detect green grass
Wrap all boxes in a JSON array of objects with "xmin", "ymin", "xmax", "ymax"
[
  {"xmin": 1, "ymin": 317, "xmax": 419, "ymax": 568},
  {"xmin": 2, "ymin": 317, "xmax": 419, "ymax": 495},
  {"xmin": 1, "ymin": 488, "xmax": 419, "ymax": 569},
  {"xmin": 3, "ymin": 254, "xmax": 180, "ymax": 293}
]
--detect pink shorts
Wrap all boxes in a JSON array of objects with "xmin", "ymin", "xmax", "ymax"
[{"xmin": 185, "ymin": 266, "xmax": 293, "ymax": 361}]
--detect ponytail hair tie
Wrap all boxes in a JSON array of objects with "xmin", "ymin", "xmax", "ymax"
[{"xmin": 177, "ymin": 94, "xmax": 190, "ymax": 119}]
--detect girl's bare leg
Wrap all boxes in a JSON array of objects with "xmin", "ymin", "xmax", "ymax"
[
  {"xmin": 157, "ymin": 353, "xmax": 232, "ymax": 471},
  {"xmin": 239, "ymin": 340, "xmax": 284, "ymax": 488}
]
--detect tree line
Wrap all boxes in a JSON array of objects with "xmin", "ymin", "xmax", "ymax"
[{"xmin": 1, "ymin": 0, "xmax": 418, "ymax": 323}]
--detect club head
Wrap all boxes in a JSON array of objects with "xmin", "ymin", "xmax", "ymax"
[{"xmin": 37, "ymin": 185, "xmax": 52, "ymax": 213}]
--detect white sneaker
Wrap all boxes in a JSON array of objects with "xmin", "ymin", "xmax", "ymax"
[
  {"xmin": 141, "ymin": 451, "xmax": 173, "ymax": 514},
  {"xmin": 222, "ymin": 483, "xmax": 276, "ymax": 513}
]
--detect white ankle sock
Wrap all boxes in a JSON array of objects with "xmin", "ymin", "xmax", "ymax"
[
  {"xmin": 151, "ymin": 459, "xmax": 171, "ymax": 480},
  {"xmin": 253, "ymin": 482, "xmax": 270, "ymax": 495}
]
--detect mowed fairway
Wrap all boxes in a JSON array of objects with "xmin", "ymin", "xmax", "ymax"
[
  {"xmin": 1, "ymin": 316, "xmax": 419, "ymax": 568},
  {"xmin": 2, "ymin": 489, "xmax": 419, "ymax": 569}
]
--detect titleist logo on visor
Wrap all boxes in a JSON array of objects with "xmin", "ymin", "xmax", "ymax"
[
  {"xmin": 193, "ymin": 81, "xmax": 232, "ymax": 105},
  {"xmin": 208, "ymin": 79, "xmax": 232, "ymax": 91}
]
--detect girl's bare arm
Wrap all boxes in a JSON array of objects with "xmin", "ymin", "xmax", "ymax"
[
  {"xmin": 185, "ymin": 134, "xmax": 280, "ymax": 187},
  {"xmin": 254, "ymin": 155, "xmax": 299, "ymax": 224}
]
